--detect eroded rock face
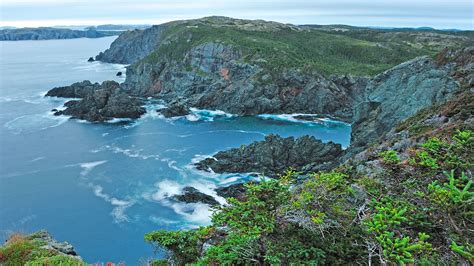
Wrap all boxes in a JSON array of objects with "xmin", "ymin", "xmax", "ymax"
[
  {"xmin": 95, "ymin": 25, "xmax": 167, "ymax": 64},
  {"xmin": 122, "ymin": 42, "xmax": 357, "ymax": 121},
  {"xmin": 48, "ymin": 81, "xmax": 145, "ymax": 122},
  {"xmin": 195, "ymin": 134, "xmax": 344, "ymax": 178},
  {"xmin": 350, "ymin": 56, "xmax": 459, "ymax": 148}
]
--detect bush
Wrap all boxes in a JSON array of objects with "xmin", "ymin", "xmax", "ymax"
[
  {"xmin": 379, "ymin": 150, "xmax": 401, "ymax": 164},
  {"xmin": 428, "ymin": 170, "xmax": 473, "ymax": 213}
]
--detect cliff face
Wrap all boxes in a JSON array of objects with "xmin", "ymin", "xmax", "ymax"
[
  {"xmin": 49, "ymin": 17, "xmax": 471, "ymax": 126},
  {"xmin": 95, "ymin": 25, "xmax": 167, "ymax": 64},
  {"xmin": 92, "ymin": 16, "xmax": 471, "ymax": 121},
  {"xmin": 350, "ymin": 56, "xmax": 460, "ymax": 149},
  {"xmin": 0, "ymin": 28, "xmax": 116, "ymax": 41},
  {"xmin": 122, "ymin": 42, "xmax": 358, "ymax": 120}
]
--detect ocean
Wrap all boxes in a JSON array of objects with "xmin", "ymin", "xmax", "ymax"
[{"xmin": 0, "ymin": 36, "xmax": 351, "ymax": 264}]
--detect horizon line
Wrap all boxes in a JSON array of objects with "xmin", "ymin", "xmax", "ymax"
[{"xmin": 1, "ymin": 16, "xmax": 472, "ymax": 31}]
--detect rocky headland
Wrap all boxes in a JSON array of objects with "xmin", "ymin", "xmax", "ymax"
[{"xmin": 0, "ymin": 28, "xmax": 117, "ymax": 41}]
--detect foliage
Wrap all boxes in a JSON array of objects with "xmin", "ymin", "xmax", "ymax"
[
  {"xmin": 0, "ymin": 234, "xmax": 85, "ymax": 266},
  {"xmin": 25, "ymin": 255, "xmax": 87, "ymax": 266},
  {"xmin": 428, "ymin": 170, "xmax": 473, "ymax": 213},
  {"xmin": 144, "ymin": 227, "xmax": 213, "ymax": 265},
  {"xmin": 409, "ymin": 150, "xmax": 439, "ymax": 169},
  {"xmin": 140, "ymin": 18, "xmax": 442, "ymax": 77},
  {"xmin": 379, "ymin": 150, "xmax": 401, "ymax": 164},
  {"xmin": 145, "ymin": 128, "xmax": 473, "ymax": 265},
  {"xmin": 365, "ymin": 198, "xmax": 432, "ymax": 264},
  {"xmin": 450, "ymin": 241, "xmax": 474, "ymax": 261}
]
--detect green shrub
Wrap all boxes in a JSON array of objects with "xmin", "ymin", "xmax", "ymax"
[
  {"xmin": 421, "ymin": 137, "xmax": 446, "ymax": 154},
  {"xmin": 379, "ymin": 150, "xmax": 401, "ymax": 164},
  {"xmin": 428, "ymin": 170, "xmax": 473, "ymax": 212},
  {"xmin": 25, "ymin": 255, "xmax": 86, "ymax": 266},
  {"xmin": 0, "ymin": 234, "xmax": 85, "ymax": 266},
  {"xmin": 450, "ymin": 241, "xmax": 473, "ymax": 261},
  {"xmin": 144, "ymin": 227, "xmax": 213, "ymax": 265},
  {"xmin": 410, "ymin": 151, "xmax": 439, "ymax": 169},
  {"xmin": 365, "ymin": 198, "xmax": 432, "ymax": 264}
]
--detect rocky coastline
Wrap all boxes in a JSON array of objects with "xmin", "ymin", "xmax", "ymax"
[
  {"xmin": 0, "ymin": 28, "xmax": 117, "ymax": 41},
  {"xmin": 42, "ymin": 17, "xmax": 472, "ymax": 207}
]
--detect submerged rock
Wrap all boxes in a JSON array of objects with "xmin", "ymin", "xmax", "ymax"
[
  {"xmin": 196, "ymin": 134, "xmax": 344, "ymax": 178},
  {"xmin": 116, "ymin": 71, "xmax": 123, "ymax": 76},
  {"xmin": 158, "ymin": 99, "xmax": 190, "ymax": 118},
  {"xmin": 173, "ymin": 187, "xmax": 219, "ymax": 206}
]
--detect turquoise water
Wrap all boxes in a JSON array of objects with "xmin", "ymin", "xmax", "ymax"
[{"xmin": 0, "ymin": 37, "xmax": 351, "ymax": 264}]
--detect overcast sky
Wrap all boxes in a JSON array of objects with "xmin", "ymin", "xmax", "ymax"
[{"xmin": 1, "ymin": 0, "xmax": 473, "ymax": 29}]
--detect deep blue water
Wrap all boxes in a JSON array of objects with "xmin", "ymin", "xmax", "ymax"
[{"xmin": 0, "ymin": 37, "xmax": 351, "ymax": 264}]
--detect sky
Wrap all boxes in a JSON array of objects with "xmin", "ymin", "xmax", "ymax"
[{"xmin": 1, "ymin": 0, "xmax": 473, "ymax": 30}]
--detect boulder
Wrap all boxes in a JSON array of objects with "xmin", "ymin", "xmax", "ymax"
[{"xmin": 88, "ymin": 57, "xmax": 95, "ymax": 62}]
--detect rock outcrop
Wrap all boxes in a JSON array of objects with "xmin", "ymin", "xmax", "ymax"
[
  {"xmin": 173, "ymin": 187, "xmax": 219, "ymax": 206},
  {"xmin": 0, "ymin": 28, "xmax": 116, "ymax": 41},
  {"xmin": 121, "ymin": 42, "xmax": 357, "ymax": 121},
  {"xmin": 215, "ymin": 183, "xmax": 247, "ymax": 201},
  {"xmin": 157, "ymin": 98, "xmax": 190, "ymax": 118},
  {"xmin": 48, "ymin": 81, "xmax": 145, "ymax": 122},
  {"xmin": 95, "ymin": 25, "xmax": 167, "ymax": 64},
  {"xmin": 350, "ymin": 54, "xmax": 462, "ymax": 149},
  {"xmin": 46, "ymin": 80, "xmax": 101, "ymax": 98},
  {"xmin": 195, "ymin": 134, "xmax": 344, "ymax": 178}
]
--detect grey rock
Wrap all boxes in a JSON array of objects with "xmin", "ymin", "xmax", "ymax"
[
  {"xmin": 173, "ymin": 187, "xmax": 219, "ymax": 206},
  {"xmin": 350, "ymin": 56, "xmax": 459, "ymax": 148},
  {"xmin": 23, "ymin": 230, "xmax": 81, "ymax": 259},
  {"xmin": 215, "ymin": 183, "xmax": 247, "ymax": 201},
  {"xmin": 158, "ymin": 99, "xmax": 190, "ymax": 118},
  {"xmin": 95, "ymin": 25, "xmax": 167, "ymax": 64},
  {"xmin": 195, "ymin": 134, "xmax": 344, "ymax": 178},
  {"xmin": 45, "ymin": 80, "xmax": 100, "ymax": 98},
  {"xmin": 49, "ymin": 81, "xmax": 145, "ymax": 122}
]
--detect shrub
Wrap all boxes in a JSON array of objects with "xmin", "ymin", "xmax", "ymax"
[
  {"xmin": 379, "ymin": 150, "xmax": 401, "ymax": 164},
  {"xmin": 450, "ymin": 241, "xmax": 473, "ymax": 261},
  {"xmin": 365, "ymin": 198, "xmax": 432, "ymax": 264},
  {"xmin": 428, "ymin": 170, "xmax": 473, "ymax": 212},
  {"xmin": 25, "ymin": 255, "xmax": 86, "ymax": 266},
  {"xmin": 410, "ymin": 151, "xmax": 439, "ymax": 169}
]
